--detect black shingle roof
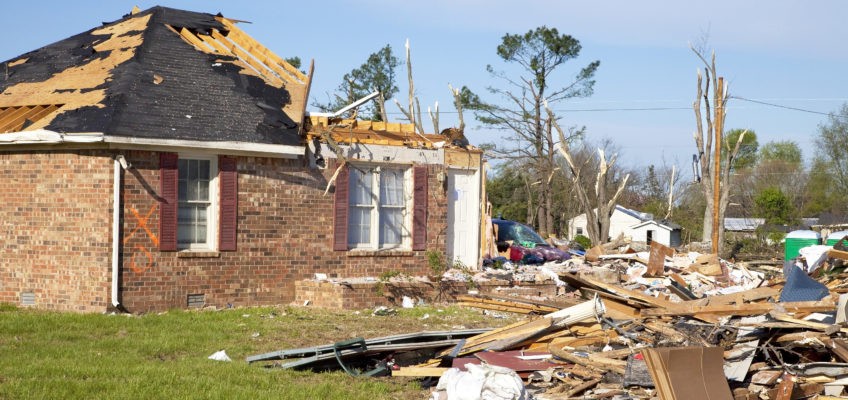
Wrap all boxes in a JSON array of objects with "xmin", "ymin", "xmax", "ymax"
[{"xmin": 0, "ymin": 6, "xmax": 303, "ymax": 146}]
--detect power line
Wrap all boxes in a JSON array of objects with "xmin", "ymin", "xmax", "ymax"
[{"xmin": 730, "ymin": 96, "xmax": 839, "ymax": 117}]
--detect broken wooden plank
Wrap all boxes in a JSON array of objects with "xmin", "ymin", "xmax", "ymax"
[
  {"xmin": 548, "ymin": 345, "xmax": 626, "ymax": 375},
  {"xmin": 456, "ymin": 294, "xmax": 559, "ymax": 314},
  {"xmin": 566, "ymin": 377, "xmax": 602, "ymax": 397},
  {"xmin": 769, "ymin": 313, "xmax": 848, "ymax": 334},
  {"xmin": 640, "ymin": 298, "xmax": 836, "ymax": 318}
]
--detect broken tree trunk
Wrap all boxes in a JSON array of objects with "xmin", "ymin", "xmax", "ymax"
[{"xmin": 546, "ymin": 103, "xmax": 629, "ymax": 245}]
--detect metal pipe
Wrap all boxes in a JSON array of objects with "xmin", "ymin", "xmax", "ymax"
[{"xmin": 111, "ymin": 155, "xmax": 129, "ymax": 308}]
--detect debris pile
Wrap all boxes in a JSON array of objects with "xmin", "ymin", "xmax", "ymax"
[{"xmin": 250, "ymin": 241, "xmax": 848, "ymax": 399}]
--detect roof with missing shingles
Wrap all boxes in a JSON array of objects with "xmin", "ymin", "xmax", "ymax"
[{"xmin": 0, "ymin": 6, "xmax": 307, "ymax": 146}]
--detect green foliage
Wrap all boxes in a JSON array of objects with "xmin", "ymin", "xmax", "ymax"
[
  {"xmin": 284, "ymin": 56, "xmax": 302, "ymax": 70},
  {"xmin": 759, "ymin": 140, "xmax": 802, "ymax": 165},
  {"xmin": 573, "ymin": 234, "xmax": 592, "ymax": 249},
  {"xmin": 378, "ymin": 270, "xmax": 402, "ymax": 282},
  {"xmin": 815, "ymin": 103, "xmax": 848, "ymax": 198},
  {"xmin": 314, "ymin": 45, "xmax": 399, "ymax": 121},
  {"xmin": 494, "ymin": 26, "xmax": 599, "ymax": 95},
  {"xmin": 426, "ymin": 250, "xmax": 446, "ymax": 277},
  {"xmin": 486, "ymin": 164, "xmax": 529, "ymax": 223},
  {"xmin": 804, "ymin": 156, "xmax": 840, "ymax": 215},
  {"xmin": 754, "ymin": 187, "xmax": 794, "ymax": 225},
  {"xmin": 723, "ymin": 129, "xmax": 758, "ymax": 170}
]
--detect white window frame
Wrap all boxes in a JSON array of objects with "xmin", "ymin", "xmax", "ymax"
[
  {"xmin": 348, "ymin": 164, "xmax": 412, "ymax": 250},
  {"xmin": 177, "ymin": 154, "xmax": 218, "ymax": 251}
]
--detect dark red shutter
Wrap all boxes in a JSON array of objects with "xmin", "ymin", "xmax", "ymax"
[
  {"xmin": 159, "ymin": 153, "xmax": 178, "ymax": 251},
  {"xmin": 412, "ymin": 165, "xmax": 428, "ymax": 251},
  {"xmin": 333, "ymin": 164, "xmax": 350, "ymax": 251},
  {"xmin": 219, "ymin": 156, "xmax": 238, "ymax": 251}
]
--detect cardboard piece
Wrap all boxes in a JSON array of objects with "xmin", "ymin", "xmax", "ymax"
[
  {"xmin": 647, "ymin": 241, "xmax": 674, "ymax": 276},
  {"xmin": 689, "ymin": 254, "xmax": 723, "ymax": 276},
  {"xmin": 585, "ymin": 245, "xmax": 604, "ymax": 262},
  {"xmin": 641, "ymin": 346, "xmax": 733, "ymax": 400}
]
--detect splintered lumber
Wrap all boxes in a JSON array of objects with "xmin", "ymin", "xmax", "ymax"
[
  {"xmin": 828, "ymin": 249, "xmax": 848, "ymax": 261},
  {"xmin": 832, "ymin": 339, "xmax": 848, "ymax": 363},
  {"xmin": 547, "ymin": 345, "xmax": 626, "ymax": 375},
  {"xmin": 391, "ymin": 367, "xmax": 449, "ymax": 377},
  {"xmin": 697, "ymin": 286, "xmax": 780, "ymax": 306},
  {"xmin": 456, "ymin": 294, "xmax": 560, "ymax": 314},
  {"xmin": 534, "ymin": 323, "xmax": 618, "ymax": 350},
  {"xmin": 640, "ymin": 298, "xmax": 837, "ymax": 318},
  {"xmin": 442, "ymin": 298, "xmax": 604, "ymax": 357},
  {"xmin": 640, "ymin": 321, "xmax": 687, "ymax": 343},
  {"xmin": 566, "ymin": 377, "xmax": 602, "ymax": 397},
  {"xmin": 772, "ymin": 331, "xmax": 830, "ymax": 344},
  {"xmin": 580, "ymin": 276, "xmax": 677, "ymax": 309},
  {"xmin": 769, "ymin": 313, "xmax": 848, "ymax": 334}
]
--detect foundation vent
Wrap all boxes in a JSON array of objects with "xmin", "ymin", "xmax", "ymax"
[
  {"xmin": 187, "ymin": 294, "xmax": 205, "ymax": 308},
  {"xmin": 21, "ymin": 292, "xmax": 35, "ymax": 306}
]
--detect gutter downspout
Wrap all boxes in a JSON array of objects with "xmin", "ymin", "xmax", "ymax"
[{"xmin": 112, "ymin": 155, "xmax": 130, "ymax": 309}]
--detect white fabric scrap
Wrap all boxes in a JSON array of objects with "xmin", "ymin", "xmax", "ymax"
[
  {"xmin": 539, "ymin": 266, "xmax": 566, "ymax": 287},
  {"xmin": 208, "ymin": 350, "xmax": 232, "ymax": 362},
  {"xmin": 434, "ymin": 363, "xmax": 529, "ymax": 400}
]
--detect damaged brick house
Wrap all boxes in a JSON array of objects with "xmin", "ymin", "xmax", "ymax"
[{"xmin": 0, "ymin": 6, "xmax": 483, "ymax": 312}]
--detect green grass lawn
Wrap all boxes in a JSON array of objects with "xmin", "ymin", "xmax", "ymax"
[{"xmin": 0, "ymin": 303, "xmax": 518, "ymax": 399}]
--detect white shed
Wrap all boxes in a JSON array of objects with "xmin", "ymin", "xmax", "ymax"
[
  {"xmin": 567, "ymin": 205, "xmax": 682, "ymax": 247},
  {"xmin": 629, "ymin": 220, "xmax": 682, "ymax": 247},
  {"xmin": 567, "ymin": 205, "xmax": 651, "ymax": 241}
]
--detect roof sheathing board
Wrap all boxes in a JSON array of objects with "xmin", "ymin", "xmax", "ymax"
[{"xmin": 0, "ymin": 14, "xmax": 151, "ymax": 131}]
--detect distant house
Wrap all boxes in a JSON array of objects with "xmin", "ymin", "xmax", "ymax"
[
  {"xmin": 567, "ymin": 205, "xmax": 681, "ymax": 247},
  {"xmin": 724, "ymin": 218, "xmax": 765, "ymax": 235}
]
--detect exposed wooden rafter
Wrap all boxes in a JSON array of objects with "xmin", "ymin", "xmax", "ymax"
[{"xmin": 0, "ymin": 105, "xmax": 63, "ymax": 133}]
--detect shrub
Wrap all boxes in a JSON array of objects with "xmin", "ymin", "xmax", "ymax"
[{"xmin": 573, "ymin": 234, "xmax": 592, "ymax": 250}]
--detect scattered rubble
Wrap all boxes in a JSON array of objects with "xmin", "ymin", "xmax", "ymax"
[{"xmin": 250, "ymin": 240, "xmax": 848, "ymax": 399}]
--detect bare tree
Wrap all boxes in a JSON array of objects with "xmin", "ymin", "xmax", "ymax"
[
  {"xmin": 548, "ymin": 105, "xmax": 629, "ymax": 244},
  {"xmin": 691, "ymin": 46, "xmax": 747, "ymax": 253}
]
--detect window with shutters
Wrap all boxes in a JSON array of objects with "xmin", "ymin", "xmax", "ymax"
[
  {"xmin": 347, "ymin": 165, "xmax": 411, "ymax": 249},
  {"xmin": 177, "ymin": 155, "xmax": 218, "ymax": 250}
]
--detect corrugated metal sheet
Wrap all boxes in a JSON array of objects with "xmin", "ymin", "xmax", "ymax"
[{"xmin": 724, "ymin": 218, "xmax": 764, "ymax": 231}]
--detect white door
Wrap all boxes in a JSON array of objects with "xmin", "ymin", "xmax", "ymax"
[{"xmin": 447, "ymin": 169, "xmax": 480, "ymax": 268}]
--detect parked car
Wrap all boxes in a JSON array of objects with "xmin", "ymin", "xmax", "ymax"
[
  {"xmin": 492, "ymin": 218, "xmax": 548, "ymax": 250},
  {"xmin": 491, "ymin": 218, "xmax": 569, "ymax": 262}
]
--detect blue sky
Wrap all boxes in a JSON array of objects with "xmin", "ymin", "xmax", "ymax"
[{"xmin": 3, "ymin": 1, "xmax": 846, "ymax": 178}]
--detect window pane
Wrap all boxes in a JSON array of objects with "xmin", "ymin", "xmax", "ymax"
[
  {"xmin": 380, "ymin": 169, "xmax": 404, "ymax": 206},
  {"xmin": 379, "ymin": 208, "xmax": 403, "ymax": 245},
  {"xmin": 349, "ymin": 168, "xmax": 373, "ymax": 206},
  {"xmin": 177, "ymin": 158, "xmax": 211, "ymax": 247},
  {"xmin": 178, "ymin": 205, "xmax": 194, "ymax": 244},
  {"xmin": 196, "ymin": 178, "xmax": 209, "ymax": 201},
  {"xmin": 348, "ymin": 206, "xmax": 372, "ymax": 245}
]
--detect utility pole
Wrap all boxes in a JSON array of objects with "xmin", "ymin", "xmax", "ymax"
[{"xmin": 711, "ymin": 77, "xmax": 724, "ymax": 254}]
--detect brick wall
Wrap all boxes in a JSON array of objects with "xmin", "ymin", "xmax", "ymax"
[
  {"xmin": 0, "ymin": 150, "xmax": 113, "ymax": 312},
  {"xmin": 0, "ymin": 149, "xmax": 453, "ymax": 312},
  {"xmin": 119, "ymin": 152, "xmax": 449, "ymax": 312}
]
